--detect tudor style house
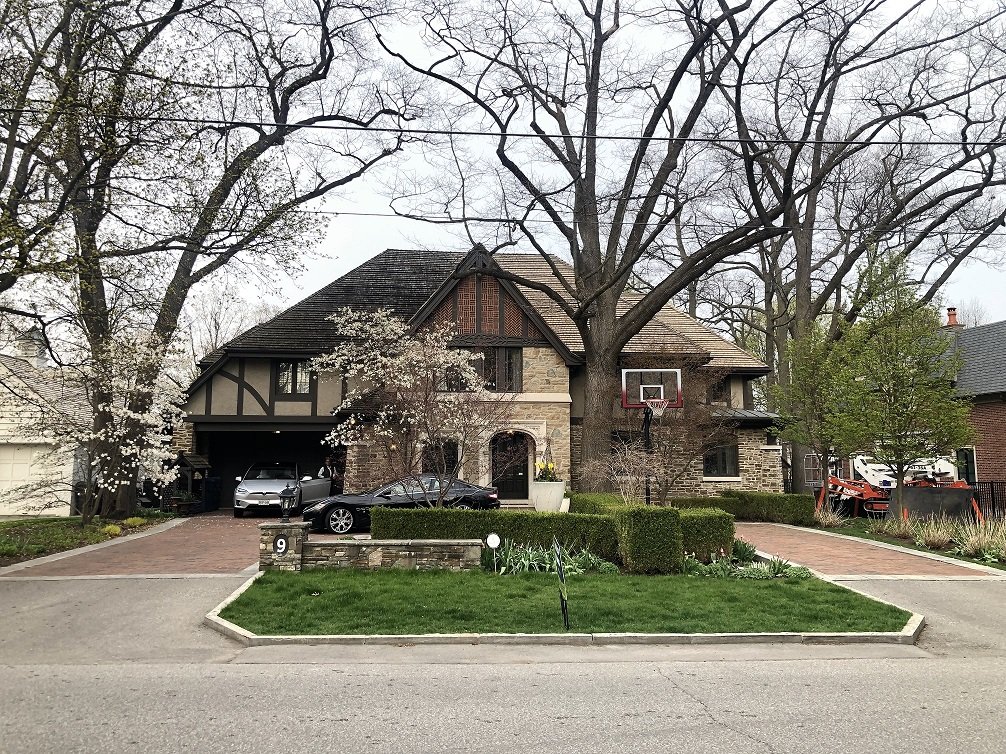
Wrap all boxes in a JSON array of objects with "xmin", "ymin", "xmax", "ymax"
[{"xmin": 180, "ymin": 247, "xmax": 782, "ymax": 506}]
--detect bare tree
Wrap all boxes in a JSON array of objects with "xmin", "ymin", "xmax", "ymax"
[
  {"xmin": 7, "ymin": 0, "xmax": 419, "ymax": 517},
  {"xmin": 376, "ymin": 0, "xmax": 1006, "ymax": 477},
  {"xmin": 954, "ymin": 297, "xmax": 989, "ymax": 328}
]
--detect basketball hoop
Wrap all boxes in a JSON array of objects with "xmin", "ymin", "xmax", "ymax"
[{"xmin": 644, "ymin": 398, "xmax": 671, "ymax": 418}]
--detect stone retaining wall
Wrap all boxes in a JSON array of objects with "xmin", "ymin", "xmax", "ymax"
[
  {"xmin": 258, "ymin": 522, "xmax": 482, "ymax": 572},
  {"xmin": 302, "ymin": 539, "xmax": 482, "ymax": 571}
]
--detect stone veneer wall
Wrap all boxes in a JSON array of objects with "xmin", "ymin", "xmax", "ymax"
[
  {"xmin": 171, "ymin": 420, "xmax": 196, "ymax": 454},
  {"xmin": 568, "ymin": 425, "xmax": 782, "ymax": 496},
  {"xmin": 343, "ymin": 439, "xmax": 396, "ymax": 494},
  {"xmin": 258, "ymin": 523, "xmax": 483, "ymax": 572},
  {"xmin": 302, "ymin": 539, "xmax": 483, "ymax": 572}
]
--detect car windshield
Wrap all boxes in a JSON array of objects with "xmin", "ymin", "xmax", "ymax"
[{"xmin": 247, "ymin": 463, "xmax": 297, "ymax": 481}]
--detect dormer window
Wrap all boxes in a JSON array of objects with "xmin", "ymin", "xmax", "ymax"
[{"xmin": 276, "ymin": 361, "xmax": 311, "ymax": 395}]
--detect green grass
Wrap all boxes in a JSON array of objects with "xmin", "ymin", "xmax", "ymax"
[
  {"xmin": 220, "ymin": 569, "xmax": 911, "ymax": 635},
  {"xmin": 0, "ymin": 515, "xmax": 163, "ymax": 566},
  {"xmin": 820, "ymin": 518, "xmax": 1006, "ymax": 572}
]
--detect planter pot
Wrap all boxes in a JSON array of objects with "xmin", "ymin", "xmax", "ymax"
[{"xmin": 532, "ymin": 481, "xmax": 566, "ymax": 512}]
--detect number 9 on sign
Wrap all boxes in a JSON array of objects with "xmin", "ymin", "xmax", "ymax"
[{"xmin": 273, "ymin": 535, "xmax": 288, "ymax": 556}]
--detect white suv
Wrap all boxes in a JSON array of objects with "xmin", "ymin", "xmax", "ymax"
[{"xmin": 232, "ymin": 461, "xmax": 331, "ymax": 517}]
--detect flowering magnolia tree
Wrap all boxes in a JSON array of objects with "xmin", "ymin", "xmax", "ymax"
[
  {"xmin": 0, "ymin": 335, "xmax": 182, "ymax": 522},
  {"xmin": 313, "ymin": 309, "xmax": 516, "ymax": 505}
]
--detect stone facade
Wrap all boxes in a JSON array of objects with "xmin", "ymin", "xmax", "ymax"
[
  {"xmin": 568, "ymin": 425, "xmax": 782, "ymax": 496},
  {"xmin": 343, "ymin": 440, "xmax": 392, "ymax": 494},
  {"xmin": 970, "ymin": 399, "xmax": 1006, "ymax": 480},
  {"xmin": 169, "ymin": 420, "xmax": 195, "ymax": 454},
  {"xmin": 302, "ymin": 539, "xmax": 483, "ymax": 571}
]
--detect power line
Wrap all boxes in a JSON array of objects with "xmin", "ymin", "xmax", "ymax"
[
  {"xmin": 2, "ymin": 106, "xmax": 1003, "ymax": 149},
  {"xmin": 30, "ymin": 200, "xmax": 1006, "ymax": 235}
]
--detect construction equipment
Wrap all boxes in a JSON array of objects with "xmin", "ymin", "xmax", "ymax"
[{"xmin": 816, "ymin": 454, "xmax": 982, "ymax": 520}]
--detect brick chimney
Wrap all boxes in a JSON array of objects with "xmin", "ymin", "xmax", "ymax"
[{"xmin": 946, "ymin": 307, "xmax": 959, "ymax": 327}]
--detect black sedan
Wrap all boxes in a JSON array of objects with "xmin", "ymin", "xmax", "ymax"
[{"xmin": 302, "ymin": 474, "xmax": 499, "ymax": 534}]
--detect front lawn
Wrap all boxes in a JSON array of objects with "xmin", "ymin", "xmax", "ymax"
[
  {"xmin": 0, "ymin": 514, "xmax": 167, "ymax": 567},
  {"xmin": 821, "ymin": 518, "xmax": 1006, "ymax": 572},
  {"xmin": 220, "ymin": 570, "xmax": 910, "ymax": 635}
]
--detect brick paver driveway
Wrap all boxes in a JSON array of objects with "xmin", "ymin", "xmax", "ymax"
[
  {"xmin": 735, "ymin": 523, "xmax": 992, "ymax": 577},
  {"xmin": 1, "ymin": 513, "xmax": 260, "ymax": 577}
]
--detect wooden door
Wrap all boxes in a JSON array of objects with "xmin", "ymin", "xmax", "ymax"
[{"xmin": 492, "ymin": 433, "xmax": 530, "ymax": 499}]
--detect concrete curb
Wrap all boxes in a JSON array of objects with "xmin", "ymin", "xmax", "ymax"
[
  {"xmin": 0, "ymin": 516, "xmax": 188, "ymax": 577},
  {"xmin": 202, "ymin": 569, "xmax": 925, "ymax": 648},
  {"xmin": 747, "ymin": 522, "xmax": 1006, "ymax": 577}
]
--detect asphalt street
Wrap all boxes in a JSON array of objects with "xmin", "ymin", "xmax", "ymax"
[{"xmin": 2, "ymin": 575, "xmax": 1005, "ymax": 754}]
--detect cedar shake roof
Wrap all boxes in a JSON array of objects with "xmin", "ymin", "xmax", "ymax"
[
  {"xmin": 953, "ymin": 319, "xmax": 1006, "ymax": 397},
  {"xmin": 203, "ymin": 248, "xmax": 768, "ymax": 373},
  {"xmin": 495, "ymin": 253, "xmax": 768, "ymax": 370},
  {"xmin": 212, "ymin": 248, "xmax": 459, "ymax": 357}
]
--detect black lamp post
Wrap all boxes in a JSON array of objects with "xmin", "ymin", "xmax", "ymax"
[{"xmin": 279, "ymin": 484, "xmax": 297, "ymax": 524}]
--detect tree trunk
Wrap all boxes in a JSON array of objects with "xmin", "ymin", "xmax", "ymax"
[{"xmin": 579, "ymin": 350, "xmax": 620, "ymax": 490}]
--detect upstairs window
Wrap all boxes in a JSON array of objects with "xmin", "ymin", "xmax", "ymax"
[
  {"xmin": 276, "ymin": 361, "xmax": 311, "ymax": 395},
  {"xmin": 481, "ymin": 347, "xmax": 522, "ymax": 392}
]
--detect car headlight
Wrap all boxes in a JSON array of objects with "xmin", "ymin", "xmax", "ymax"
[
  {"xmin": 303, "ymin": 502, "xmax": 324, "ymax": 514},
  {"xmin": 235, "ymin": 486, "xmax": 248, "ymax": 494}
]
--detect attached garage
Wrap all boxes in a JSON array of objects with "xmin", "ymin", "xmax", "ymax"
[{"xmin": 0, "ymin": 443, "xmax": 72, "ymax": 516}]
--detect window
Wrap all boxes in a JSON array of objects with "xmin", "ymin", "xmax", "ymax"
[
  {"xmin": 707, "ymin": 380, "xmax": 729, "ymax": 405},
  {"xmin": 276, "ymin": 361, "xmax": 311, "ymax": 395},
  {"xmin": 422, "ymin": 439, "xmax": 460, "ymax": 475},
  {"xmin": 703, "ymin": 444, "xmax": 739, "ymax": 478},
  {"xmin": 481, "ymin": 347, "xmax": 522, "ymax": 392}
]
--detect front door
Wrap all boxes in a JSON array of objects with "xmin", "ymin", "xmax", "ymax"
[{"xmin": 492, "ymin": 433, "xmax": 530, "ymax": 499}]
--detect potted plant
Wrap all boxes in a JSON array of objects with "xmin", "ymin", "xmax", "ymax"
[{"xmin": 531, "ymin": 444, "xmax": 565, "ymax": 512}]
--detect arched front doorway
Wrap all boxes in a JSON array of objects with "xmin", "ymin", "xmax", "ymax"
[{"xmin": 490, "ymin": 432, "xmax": 534, "ymax": 500}]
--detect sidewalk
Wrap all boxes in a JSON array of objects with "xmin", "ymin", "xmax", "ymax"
[
  {"xmin": 0, "ymin": 513, "xmax": 260, "ymax": 578},
  {"xmin": 735, "ymin": 523, "xmax": 995, "ymax": 578}
]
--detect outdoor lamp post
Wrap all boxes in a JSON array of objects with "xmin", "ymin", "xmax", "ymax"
[{"xmin": 279, "ymin": 484, "xmax": 297, "ymax": 524}]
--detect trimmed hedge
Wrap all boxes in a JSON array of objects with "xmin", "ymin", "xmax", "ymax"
[
  {"xmin": 567, "ymin": 492, "xmax": 626, "ymax": 515},
  {"xmin": 717, "ymin": 490, "xmax": 816, "ymax": 526},
  {"xmin": 679, "ymin": 508, "xmax": 735, "ymax": 562},
  {"xmin": 614, "ymin": 507, "xmax": 684, "ymax": 574},
  {"xmin": 370, "ymin": 507, "xmax": 619, "ymax": 561}
]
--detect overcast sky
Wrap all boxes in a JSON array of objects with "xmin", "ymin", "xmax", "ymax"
[{"xmin": 273, "ymin": 186, "xmax": 1006, "ymax": 330}]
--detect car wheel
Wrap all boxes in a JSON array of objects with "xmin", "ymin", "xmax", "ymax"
[
  {"xmin": 233, "ymin": 508, "xmax": 244, "ymax": 518},
  {"xmin": 453, "ymin": 502, "xmax": 473, "ymax": 510},
  {"xmin": 327, "ymin": 506, "xmax": 355, "ymax": 534}
]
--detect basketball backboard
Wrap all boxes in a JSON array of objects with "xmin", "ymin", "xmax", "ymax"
[{"xmin": 620, "ymin": 368, "xmax": 683, "ymax": 409}]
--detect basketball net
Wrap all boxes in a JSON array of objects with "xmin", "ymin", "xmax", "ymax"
[{"xmin": 644, "ymin": 398, "xmax": 670, "ymax": 418}]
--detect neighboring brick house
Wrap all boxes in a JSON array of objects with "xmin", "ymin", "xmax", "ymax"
[
  {"xmin": 181, "ymin": 247, "xmax": 781, "ymax": 506},
  {"xmin": 949, "ymin": 309, "xmax": 1006, "ymax": 482}
]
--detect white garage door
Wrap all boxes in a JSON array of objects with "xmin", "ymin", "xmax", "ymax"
[
  {"xmin": 0, "ymin": 444, "xmax": 45, "ymax": 514},
  {"xmin": 0, "ymin": 444, "xmax": 39, "ymax": 487}
]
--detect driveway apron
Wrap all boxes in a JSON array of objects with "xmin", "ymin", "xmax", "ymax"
[
  {"xmin": 734, "ymin": 523, "xmax": 993, "ymax": 578},
  {"xmin": 0, "ymin": 513, "xmax": 260, "ymax": 577}
]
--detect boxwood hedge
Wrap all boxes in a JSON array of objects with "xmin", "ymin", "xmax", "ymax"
[
  {"xmin": 567, "ymin": 492, "xmax": 626, "ymax": 515},
  {"xmin": 614, "ymin": 506, "xmax": 684, "ymax": 574},
  {"xmin": 679, "ymin": 508, "xmax": 735, "ymax": 562},
  {"xmin": 716, "ymin": 490, "xmax": 816, "ymax": 526},
  {"xmin": 370, "ymin": 507, "xmax": 619, "ymax": 561}
]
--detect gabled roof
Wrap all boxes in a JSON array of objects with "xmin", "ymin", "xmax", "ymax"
[
  {"xmin": 196, "ymin": 247, "xmax": 768, "ymax": 380},
  {"xmin": 0, "ymin": 354, "xmax": 90, "ymax": 416},
  {"xmin": 954, "ymin": 319, "xmax": 1006, "ymax": 397},
  {"xmin": 494, "ymin": 254, "xmax": 768, "ymax": 371}
]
